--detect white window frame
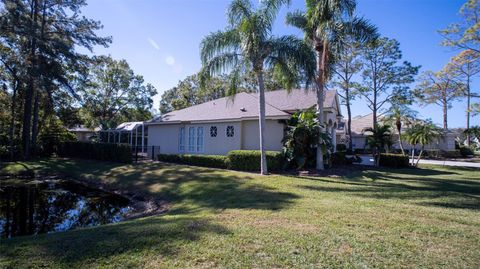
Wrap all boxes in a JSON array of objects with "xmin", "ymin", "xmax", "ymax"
[
  {"xmin": 197, "ymin": 127, "xmax": 204, "ymax": 152},
  {"xmin": 178, "ymin": 127, "xmax": 185, "ymax": 152},
  {"xmin": 188, "ymin": 127, "xmax": 196, "ymax": 152}
]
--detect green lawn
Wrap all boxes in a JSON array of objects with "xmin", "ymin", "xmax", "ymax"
[{"xmin": 1, "ymin": 159, "xmax": 479, "ymax": 268}]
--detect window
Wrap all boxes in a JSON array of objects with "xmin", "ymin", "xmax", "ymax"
[
  {"xmin": 188, "ymin": 127, "xmax": 195, "ymax": 152},
  {"xmin": 197, "ymin": 127, "xmax": 204, "ymax": 152},
  {"xmin": 226, "ymin": 125, "xmax": 234, "ymax": 137},
  {"xmin": 178, "ymin": 127, "xmax": 185, "ymax": 152},
  {"xmin": 210, "ymin": 126, "xmax": 217, "ymax": 137}
]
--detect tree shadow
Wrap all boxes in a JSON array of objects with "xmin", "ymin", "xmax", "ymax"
[
  {"xmin": 297, "ymin": 167, "xmax": 480, "ymax": 211},
  {"xmin": 1, "ymin": 216, "xmax": 230, "ymax": 268}
]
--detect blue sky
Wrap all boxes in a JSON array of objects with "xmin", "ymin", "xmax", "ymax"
[{"xmin": 82, "ymin": 0, "xmax": 477, "ymax": 128}]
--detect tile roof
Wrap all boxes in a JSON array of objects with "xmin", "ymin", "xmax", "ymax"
[{"xmin": 148, "ymin": 89, "xmax": 338, "ymax": 124}]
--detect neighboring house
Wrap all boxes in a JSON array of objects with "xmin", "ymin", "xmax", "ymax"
[
  {"xmin": 338, "ymin": 113, "xmax": 457, "ymax": 151},
  {"xmin": 68, "ymin": 125, "xmax": 100, "ymax": 142},
  {"xmin": 146, "ymin": 89, "xmax": 342, "ymax": 155}
]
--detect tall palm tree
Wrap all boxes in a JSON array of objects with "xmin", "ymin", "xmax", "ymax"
[
  {"xmin": 287, "ymin": 0, "xmax": 378, "ymax": 170},
  {"xmin": 200, "ymin": 0, "xmax": 315, "ymax": 175},
  {"xmin": 382, "ymin": 105, "xmax": 417, "ymax": 156},
  {"xmin": 405, "ymin": 121, "xmax": 443, "ymax": 167},
  {"xmin": 363, "ymin": 124, "xmax": 392, "ymax": 166}
]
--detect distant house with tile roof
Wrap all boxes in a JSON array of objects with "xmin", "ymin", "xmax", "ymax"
[
  {"xmin": 338, "ymin": 113, "xmax": 458, "ymax": 151},
  {"xmin": 146, "ymin": 89, "xmax": 342, "ymax": 155}
]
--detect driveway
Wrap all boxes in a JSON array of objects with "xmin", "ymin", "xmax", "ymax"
[
  {"xmin": 417, "ymin": 159, "xmax": 480, "ymax": 168},
  {"xmin": 354, "ymin": 154, "xmax": 480, "ymax": 168}
]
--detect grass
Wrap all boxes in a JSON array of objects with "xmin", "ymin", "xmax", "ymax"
[{"xmin": 0, "ymin": 158, "xmax": 479, "ymax": 268}]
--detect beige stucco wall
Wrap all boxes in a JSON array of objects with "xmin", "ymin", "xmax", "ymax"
[
  {"xmin": 241, "ymin": 120, "xmax": 285, "ymax": 151},
  {"xmin": 148, "ymin": 119, "xmax": 285, "ymax": 156}
]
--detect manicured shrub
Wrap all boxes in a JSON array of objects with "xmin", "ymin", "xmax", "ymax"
[
  {"xmin": 379, "ymin": 153, "xmax": 409, "ymax": 168},
  {"xmin": 157, "ymin": 154, "xmax": 227, "ymax": 169},
  {"xmin": 227, "ymin": 150, "xmax": 284, "ymax": 171},
  {"xmin": 331, "ymin": 152, "xmax": 352, "ymax": 165},
  {"xmin": 58, "ymin": 142, "xmax": 132, "ymax": 163},
  {"xmin": 336, "ymin": 144, "xmax": 347, "ymax": 152},
  {"xmin": 354, "ymin": 148, "xmax": 372, "ymax": 154},
  {"xmin": 459, "ymin": 146, "xmax": 474, "ymax": 157},
  {"xmin": 439, "ymin": 150, "xmax": 462, "ymax": 158}
]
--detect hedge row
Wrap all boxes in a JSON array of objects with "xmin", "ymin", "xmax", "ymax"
[
  {"xmin": 58, "ymin": 142, "xmax": 132, "ymax": 163},
  {"xmin": 226, "ymin": 150, "xmax": 284, "ymax": 171},
  {"xmin": 157, "ymin": 154, "xmax": 228, "ymax": 169},
  {"xmin": 158, "ymin": 150, "xmax": 284, "ymax": 172},
  {"xmin": 379, "ymin": 153, "xmax": 409, "ymax": 168}
]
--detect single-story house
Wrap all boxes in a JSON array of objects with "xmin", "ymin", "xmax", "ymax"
[
  {"xmin": 146, "ymin": 89, "xmax": 342, "ymax": 155},
  {"xmin": 68, "ymin": 125, "xmax": 100, "ymax": 142},
  {"xmin": 338, "ymin": 113, "xmax": 458, "ymax": 151}
]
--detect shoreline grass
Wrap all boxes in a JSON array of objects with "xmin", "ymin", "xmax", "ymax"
[{"xmin": 1, "ymin": 158, "xmax": 479, "ymax": 268}]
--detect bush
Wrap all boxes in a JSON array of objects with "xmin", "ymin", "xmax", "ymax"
[
  {"xmin": 331, "ymin": 152, "xmax": 352, "ymax": 165},
  {"xmin": 354, "ymin": 148, "xmax": 372, "ymax": 154},
  {"xmin": 336, "ymin": 144, "xmax": 347, "ymax": 152},
  {"xmin": 459, "ymin": 146, "xmax": 474, "ymax": 157},
  {"xmin": 439, "ymin": 150, "xmax": 462, "ymax": 158},
  {"xmin": 227, "ymin": 150, "xmax": 284, "ymax": 171},
  {"xmin": 158, "ymin": 154, "xmax": 227, "ymax": 169},
  {"xmin": 379, "ymin": 153, "xmax": 409, "ymax": 168},
  {"xmin": 58, "ymin": 142, "xmax": 132, "ymax": 163}
]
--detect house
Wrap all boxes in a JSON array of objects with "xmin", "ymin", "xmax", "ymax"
[
  {"xmin": 338, "ymin": 113, "xmax": 457, "ymax": 151},
  {"xmin": 68, "ymin": 125, "xmax": 100, "ymax": 142},
  {"xmin": 146, "ymin": 89, "xmax": 342, "ymax": 155}
]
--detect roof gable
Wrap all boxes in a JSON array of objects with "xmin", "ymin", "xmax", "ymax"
[{"xmin": 148, "ymin": 89, "xmax": 339, "ymax": 124}]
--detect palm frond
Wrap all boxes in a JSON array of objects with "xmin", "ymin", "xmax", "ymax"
[
  {"xmin": 200, "ymin": 29, "xmax": 241, "ymax": 64},
  {"xmin": 228, "ymin": 0, "xmax": 253, "ymax": 26},
  {"xmin": 265, "ymin": 35, "xmax": 316, "ymax": 88},
  {"xmin": 260, "ymin": 0, "xmax": 291, "ymax": 30}
]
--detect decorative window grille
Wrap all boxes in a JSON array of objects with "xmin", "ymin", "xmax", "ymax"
[
  {"xmin": 210, "ymin": 126, "xmax": 217, "ymax": 137},
  {"xmin": 226, "ymin": 126, "xmax": 234, "ymax": 137}
]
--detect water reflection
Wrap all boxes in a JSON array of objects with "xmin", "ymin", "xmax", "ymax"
[{"xmin": 0, "ymin": 177, "xmax": 131, "ymax": 238}]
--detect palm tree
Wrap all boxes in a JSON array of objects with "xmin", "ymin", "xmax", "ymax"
[
  {"xmin": 363, "ymin": 124, "xmax": 392, "ymax": 166},
  {"xmin": 405, "ymin": 121, "xmax": 443, "ymax": 167},
  {"xmin": 286, "ymin": 0, "xmax": 377, "ymax": 170},
  {"xmin": 382, "ymin": 105, "xmax": 417, "ymax": 156},
  {"xmin": 200, "ymin": 0, "xmax": 315, "ymax": 175}
]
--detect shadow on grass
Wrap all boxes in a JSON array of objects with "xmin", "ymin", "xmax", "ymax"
[
  {"xmin": 31, "ymin": 159, "xmax": 299, "ymax": 212},
  {"xmin": 297, "ymin": 166, "xmax": 480, "ymax": 211},
  {"xmin": 1, "ymin": 158, "xmax": 301, "ymax": 267},
  {"xmin": 1, "ymin": 216, "xmax": 230, "ymax": 268}
]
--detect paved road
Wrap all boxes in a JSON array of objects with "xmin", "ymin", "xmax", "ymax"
[
  {"xmin": 354, "ymin": 155, "xmax": 480, "ymax": 168},
  {"xmin": 417, "ymin": 159, "xmax": 480, "ymax": 168}
]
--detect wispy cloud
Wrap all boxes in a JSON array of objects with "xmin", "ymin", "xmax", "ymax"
[{"xmin": 147, "ymin": 38, "xmax": 160, "ymax": 50}]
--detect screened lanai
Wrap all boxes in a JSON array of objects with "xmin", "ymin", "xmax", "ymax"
[{"xmin": 99, "ymin": 121, "xmax": 148, "ymax": 152}]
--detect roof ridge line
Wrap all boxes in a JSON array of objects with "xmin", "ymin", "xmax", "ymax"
[{"xmin": 247, "ymin": 91, "xmax": 290, "ymax": 115}]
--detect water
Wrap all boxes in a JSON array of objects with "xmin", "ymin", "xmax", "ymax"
[{"xmin": 0, "ymin": 177, "xmax": 131, "ymax": 238}]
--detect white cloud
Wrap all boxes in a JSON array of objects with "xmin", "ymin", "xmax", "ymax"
[
  {"xmin": 165, "ymin": 56, "xmax": 176, "ymax": 66},
  {"xmin": 147, "ymin": 38, "xmax": 160, "ymax": 50}
]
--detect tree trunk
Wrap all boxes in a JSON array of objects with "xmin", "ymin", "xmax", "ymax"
[
  {"xmin": 466, "ymin": 77, "xmax": 471, "ymax": 146},
  {"xmin": 22, "ymin": 0, "xmax": 39, "ymax": 159},
  {"xmin": 415, "ymin": 147, "xmax": 424, "ymax": 167},
  {"xmin": 315, "ymin": 40, "xmax": 327, "ymax": 171},
  {"xmin": 397, "ymin": 121, "xmax": 405, "ymax": 156},
  {"xmin": 346, "ymin": 90, "xmax": 353, "ymax": 152},
  {"xmin": 31, "ymin": 90, "xmax": 40, "ymax": 155},
  {"xmin": 9, "ymin": 80, "xmax": 18, "ymax": 159},
  {"xmin": 443, "ymin": 100, "xmax": 448, "ymax": 130},
  {"xmin": 257, "ymin": 71, "xmax": 268, "ymax": 175}
]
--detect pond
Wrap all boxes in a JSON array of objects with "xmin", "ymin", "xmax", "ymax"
[{"xmin": 0, "ymin": 176, "xmax": 131, "ymax": 238}]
